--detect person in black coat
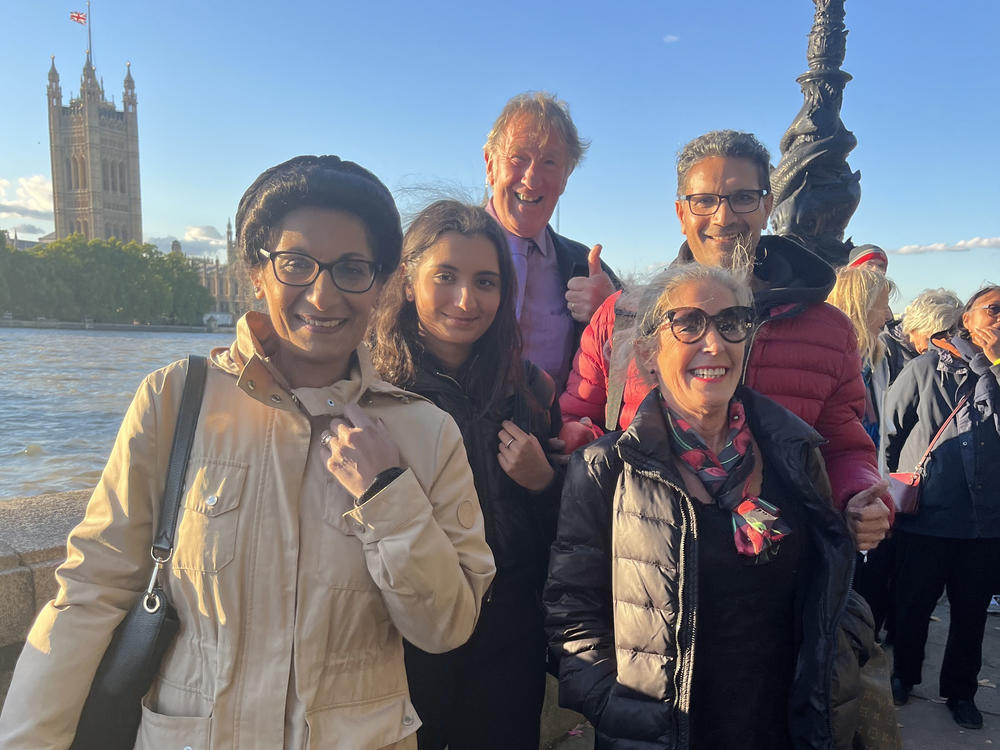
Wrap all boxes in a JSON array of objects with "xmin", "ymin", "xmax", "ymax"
[
  {"xmin": 544, "ymin": 261, "xmax": 879, "ymax": 749},
  {"xmin": 369, "ymin": 200, "xmax": 561, "ymax": 749},
  {"xmin": 885, "ymin": 284, "xmax": 1000, "ymax": 730}
]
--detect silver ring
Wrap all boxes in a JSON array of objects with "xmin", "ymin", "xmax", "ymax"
[
  {"xmin": 320, "ymin": 432, "xmax": 333, "ymax": 447},
  {"xmin": 505, "ymin": 438, "xmax": 514, "ymax": 448}
]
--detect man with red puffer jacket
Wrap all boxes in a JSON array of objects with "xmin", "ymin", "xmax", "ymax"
[{"xmin": 559, "ymin": 130, "xmax": 892, "ymax": 546}]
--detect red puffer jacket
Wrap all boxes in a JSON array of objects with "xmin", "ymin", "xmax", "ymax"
[{"xmin": 559, "ymin": 236, "xmax": 886, "ymax": 514}]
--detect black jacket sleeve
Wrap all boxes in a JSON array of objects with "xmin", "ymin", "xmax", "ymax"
[{"xmin": 543, "ymin": 438, "xmax": 620, "ymax": 723}]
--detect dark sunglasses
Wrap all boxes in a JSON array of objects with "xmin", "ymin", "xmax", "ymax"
[
  {"xmin": 969, "ymin": 303, "xmax": 1000, "ymax": 319},
  {"xmin": 665, "ymin": 306, "xmax": 755, "ymax": 344}
]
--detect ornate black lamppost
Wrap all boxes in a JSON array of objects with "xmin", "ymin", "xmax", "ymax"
[{"xmin": 771, "ymin": 0, "xmax": 860, "ymax": 267}]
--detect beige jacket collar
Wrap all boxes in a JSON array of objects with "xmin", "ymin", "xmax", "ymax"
[{"xmin": 211, "ymin": 312, "xmax": 422, "ymax": 417}]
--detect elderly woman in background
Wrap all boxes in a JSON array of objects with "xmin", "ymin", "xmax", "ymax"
[
  {"xmin": 900, "ymin": 289, "xmax": 963, "ymax": 354},
  {"xmin": 886, "ymin": 284, "xmax": 1000, "ymax": 730},
  {"xmin": 545, "ymin": 263, "xmax": 879, "ymax": 749},
  {"xmin": 881, "ymin": 288, "xmax": 963, "ymax": 386},
  {"xmin": 0, "ymin": 156, "xmax": 495, "ymax": 749}
]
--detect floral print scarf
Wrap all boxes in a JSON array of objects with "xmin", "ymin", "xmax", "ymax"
[{"xmin": 662, "ymin": 395, "xmax": 791, "ymax": 557}]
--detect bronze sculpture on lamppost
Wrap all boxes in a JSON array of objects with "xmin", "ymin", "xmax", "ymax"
[{"xmin": 771, "ymin": 0, "xmax": 860, "ymax": 267}]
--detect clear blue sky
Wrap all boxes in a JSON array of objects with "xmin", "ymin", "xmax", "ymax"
[{"xmin": 2, "ymin": 1, "xmax": 997, "ymax": 309}]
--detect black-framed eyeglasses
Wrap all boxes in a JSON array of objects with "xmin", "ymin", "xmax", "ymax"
[
  {"xmin": 258, "ymin": 249, "xmax": 380, "ymax": 293},
  {"xmin": 665, "ymin": 306, "xmax": 755, "ymax": 344},
  {"xmin": 680, "ymin": 189, "xmax": 769, "ymax": 216},
  {"xmin": 970, "ymin": 303, "xmax": 1000, "ymax": 319}
]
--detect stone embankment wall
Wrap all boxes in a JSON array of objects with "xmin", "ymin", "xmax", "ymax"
[
  {"xmin": 0, "ymin": 319, "xmax": 226, "ymax": 334},
  {"xmin": 0, "ymin": 491, "xmax": 581, "ymax": 746},
  {"xmin": 0, "ymin": 491, "xmax": 89, "ymax": 704}
]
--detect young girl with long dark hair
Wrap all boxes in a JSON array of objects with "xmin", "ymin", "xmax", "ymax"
[{"xmin": 369, "ymin": 200, "xmax": 561, "ymax": 749}]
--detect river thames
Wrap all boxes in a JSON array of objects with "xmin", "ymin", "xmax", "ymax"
[{"xmin": 0, "ymin": 327, "xmax": 234, "ymax": 499}]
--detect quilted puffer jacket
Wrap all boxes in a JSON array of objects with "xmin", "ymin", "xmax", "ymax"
[
  {"xmin": 544, "ymin": 387, "xmax": 860, "ymax": 749},
  {"xmin": 559, "ymin": 235, "xmax": 884, "ymax": 513}
]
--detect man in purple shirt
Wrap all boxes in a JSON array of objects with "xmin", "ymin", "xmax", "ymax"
[{"xmin": 484, "ymin": 92, "xmax": 619, "ymax": 388}]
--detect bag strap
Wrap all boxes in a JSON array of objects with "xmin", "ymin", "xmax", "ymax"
[
  {"xmin": 152, "ymin": 355, "xmax": 208, "ymax": 559},
  {"xmin": 913, "ymin": 393, "xmax": 970, "ymax": 473}
]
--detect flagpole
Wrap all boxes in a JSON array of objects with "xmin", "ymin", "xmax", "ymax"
[{"xmin": 87, "ymin": 0, "xmax": 93, "ymax": 64}]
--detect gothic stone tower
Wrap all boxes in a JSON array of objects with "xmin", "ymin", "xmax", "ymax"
[{"xmin": 47, "ymin": 53, "xmax": 142, "ymax": 242}]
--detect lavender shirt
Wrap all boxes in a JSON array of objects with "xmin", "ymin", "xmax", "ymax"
[{"xmin": 486, "ymin": 200, "xmax": 575, "ymax": 387}]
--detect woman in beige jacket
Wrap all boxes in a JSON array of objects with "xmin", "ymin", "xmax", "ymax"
[{"xmin": 0, "ymin": 156, "xmax": 496, "ymax": 749}]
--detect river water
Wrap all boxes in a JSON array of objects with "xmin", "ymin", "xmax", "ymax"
[{"xmin": 0, "ymin": 328, "xmax": 234, "ymax": 499}]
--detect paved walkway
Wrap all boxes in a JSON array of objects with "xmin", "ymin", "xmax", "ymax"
[{"xmin": 549, "ymin": 601, "xmax": 1000, "ymax": 748}]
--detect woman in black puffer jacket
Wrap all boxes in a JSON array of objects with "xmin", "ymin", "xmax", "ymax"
[
  {"xmin": 369, "ymin": 200, "xmax": 561, "ymax": 750},
  {"xmin": 544, "ymin": 262, "xmax": 874, "ymax": 749}
]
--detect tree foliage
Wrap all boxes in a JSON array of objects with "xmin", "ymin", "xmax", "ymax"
[{"xmin": 0, "ymin": 234, "xmax": 214, "ymax": 325}]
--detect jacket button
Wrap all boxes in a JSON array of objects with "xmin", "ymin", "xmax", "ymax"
[
  {"xmin": 328, "ymin": 399, "xmax": 336, "ymax": 407},
  {"xmin": 206, "ymin": 495, "xmax": 218, "ymax": 507},
  {"xmin": 962, "ymin": 441, "xmax": 968, "ymax": 446},
  {"xmin": 271, "ymin": 394, "xmax": 283, "ymax": 403},
  {"xmin": 402, "ymin": 715, "xmax": 414, "ymax": 726}
]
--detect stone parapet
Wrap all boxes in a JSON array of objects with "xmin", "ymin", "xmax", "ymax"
[
  {"xmin": 0, "ymin": 491, "xmax": 581, "ymax": 745},
  {"xmin": 0, "ymin": 490, "xmax": 88, "ymax": 705}
]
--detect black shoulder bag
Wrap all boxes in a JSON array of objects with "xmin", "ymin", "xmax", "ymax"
[{"xmin": 70, "ymin": 354, "xmax": 208, "ymax": 750}]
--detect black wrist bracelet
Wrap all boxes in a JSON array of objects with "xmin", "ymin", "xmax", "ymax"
[{"xmin": 356, "ymin": 466, "xmax": 405, "ymax": 506}]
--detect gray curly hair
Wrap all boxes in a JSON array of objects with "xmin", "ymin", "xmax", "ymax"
[
  {"xmin": 901, "ymin": 288, "xmax": 962, "ymax": 340},
  {"xmin": 615, "ymin": 261, "xmax": 753, "ymax": 384}
]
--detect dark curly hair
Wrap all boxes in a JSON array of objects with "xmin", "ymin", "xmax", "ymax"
[{"xmin": 236, "ymin": 155, "xmax": 402, "ymax": 279}]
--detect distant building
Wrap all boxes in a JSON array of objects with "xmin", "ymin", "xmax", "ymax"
[
  {"xmin": 175, "ymin": 220, "xmax": 247, "ymax": 323},
  {"xmin": 6, "ymin": 235, "xmax": 42, "ymax": 252},
  {"xmin": 47, "ymin": 53, "xmax": 142, "ymax": 243}
]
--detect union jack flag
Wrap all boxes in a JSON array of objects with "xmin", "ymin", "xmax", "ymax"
[{"xmin": 70, "ymin": 11, "xmax": 87, "ymax": 24}]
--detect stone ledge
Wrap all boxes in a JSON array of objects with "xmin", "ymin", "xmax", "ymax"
[
  {"xmin": 0, "ymin": 492, "xmax": 88, "ymax": 644},
  {"xmin": 0, "ymin": 491, "xmax": 88, "ymax": 708}
]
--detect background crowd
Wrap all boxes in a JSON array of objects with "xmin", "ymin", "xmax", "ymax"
[{"xmin": 0, "ymin": 91, "xmax": 998, "ymax": 750}]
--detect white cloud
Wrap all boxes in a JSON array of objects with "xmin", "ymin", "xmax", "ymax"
[
  {"xmin": 663, "ymin": 34, "xmax": 680, "ymax": 43},
  {"xmin": 150, "ymin": 227, "xmax": 228, "ymax": 261},
  {"xmin": 184, "ymin": 225, "xmax": 224, "ymax": 243},
  {"xmin": 0, "ymin": 175, "xmax": 54, "ymax": 221},
  {"xmin": 892, "ymin": 237, "xmax": 1000, "ymax": 255}
]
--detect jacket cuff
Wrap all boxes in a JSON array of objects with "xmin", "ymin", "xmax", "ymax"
[{"xmin": 341, "ymin": 468, "xmax": 430, "ymax": 542}]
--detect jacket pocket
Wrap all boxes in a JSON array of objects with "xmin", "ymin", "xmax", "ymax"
[
  {"xmin": 135, "ymin": 697, "xmax": 211, "ymax": 750},
  {"xmin": 305, "ymin": 692, "xmax": 419, "ymax": 750},
  {"xmin": 173, "ymin": 460, "xmax": 248, "ymax": 573}
]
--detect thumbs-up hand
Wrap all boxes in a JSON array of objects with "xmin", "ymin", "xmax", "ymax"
[
  {"xmin": 565, "ymin": 244, "xmax": 616, "ymax": 323},
  {"xmin": 845, "ymin": 479, "xmax": 891, "ymax": 551}
]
